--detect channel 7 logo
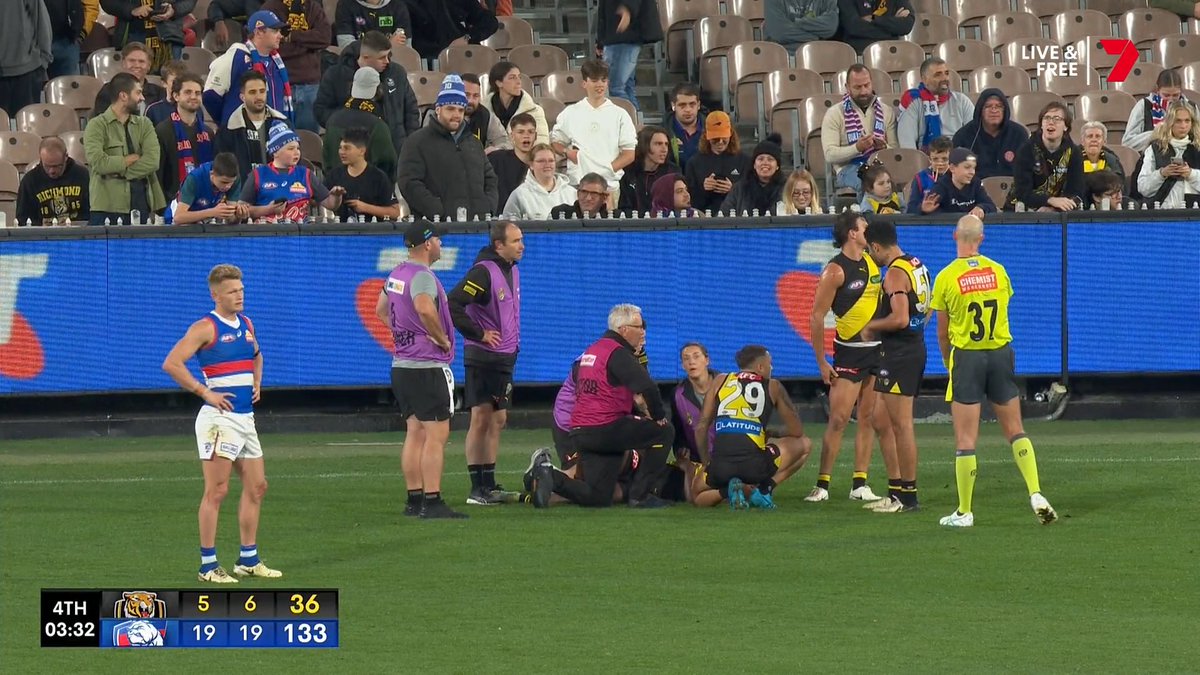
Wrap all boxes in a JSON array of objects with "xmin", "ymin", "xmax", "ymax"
[
  {"xmin": 1030, "ymin": 39, "xmax": 1139, "ymax": 85},
  {"xmin": 1099, "ymin": 39, "xmax": 1138, "ymax": 84}
]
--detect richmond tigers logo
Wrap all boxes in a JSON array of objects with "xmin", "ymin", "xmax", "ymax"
[{"xmin": 114, "ymin": 591, "xmax": 167, "ymax": 618}]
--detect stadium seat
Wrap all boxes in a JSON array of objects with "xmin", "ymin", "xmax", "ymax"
[
  {"xmin": 437, "ymin": 45, "xmax": 499, "ymax": 77},
  {"xmin": 1009, "ymin": 91, "xmax": 1067, "ymax": 129},
  {"xmin": 297, "ymin": 130, "xmax": 323, "ymax": 170},
  {"xmin": 981, "ymin": 13, "xmax": 1046, "ymax": 49},
  {"xmin": 1117, "ymin": 9, "xmax": 1184, "ymax": 48},
  {"xmin": 1181, "ymin": 62, "xmax": 1200, "ymax": 93},
  {"xmin": 201, "ymin": 19, "xmax": 242, "ymax": 54},
  {"xmin": 1021, "ymin": 0, "xmax": 1083, "ymax": 19},
  {"xmin": 0, "ymin": 131, "xmax": 41, "ymax": 172},
  {"xmin": 795, "ymin": 41, "xmax": 858, "ymax": 83},
  {"xmin": 1155, "ymin": 35, "xmax": 1200, "ymax": 68},
  {"xmin": 541, "ymin": 71, "xmax": 584, "ymax": 103},
  {"xmin": 61, "ymin": 130, "xmax": 87, "ymax": 167},
  {"xmin": 79, "ymin": 20, "xmax": 112, "ymax": 56},
  {"xmin": 1040, "ymin": 67, "xmax": 1101, "ymax": 101},
  {"xmin": 0, "ymin": 109, "xmax": 9, "ymax": 132},
  {"xmin": 88, "ymin": 48, "xmax": 122, "ymax": 81},
  {"xmin": 180, "ymin": 47, "xmax": 216, "ymax": 76},
  {"xmin": 728, "ymin": 41, "xmax": 790, "ymax": 124},
  {"xmin": 408, "ymin": 71, "xmax": 446, "ymax": 109},
  {"xmin": 863, "ymin": 41, "xmax": 927, "ymax": 79},
  {"xmin": 1111, "ymin": 62, "xmax": 1165, "ymax": 97},
  {"xmin": 612, "ymin": 97, "xmax": 641, "ymax": 129},
  {"xmin": 482, "ymin": 16, "xmax": 535, "ymax": 55},
  {"xmin": 536, "ymin": 97, "xmax": 564, "ymax": 128},
  {"xmin": 1049, "ymin": 10, "xmax": 1113, "ymax": 45},
  {"xmin": 44, "ymin": 76, "xmax": 104, "ymax": 118},
  {"xmin": 1085, "ymin": 0, "xmax": 1146, "ymax": 16},
  {"xmin": 950, "ymin": 0, "xmax": 1017, "ymax": 39},
  {"xmin": 906, "ymin": 15, "xmax": 959, "ymax": 51},
  {"xmin": 1106, "ymin": 145, "xmax": 1141, "ymax": 179},
  {"xmin": 1001, "ymin": 37, "xmax": 1058, "ymax": 71},
  {"xmin": 935, "ymin": 40, "xmax": 997, "ymax": 74},
  {"xmin": 728, "ymin": 0, "xmax": 765, "ymax": 33},
  {"xmin": 980, "ymin": 176, "xmax": 1012, "ymax": 207},
  {"xmin": 765, "ymin": 69, "xmax": 826, "ymax": 156},
  {"xmin": 16, "ymin": 104, "xmax": 79, "ymax": 137},
  {"xmin": 0, "ymin": 159, "xmax": 17, "ymax": 225},
  {"xmin": 801, "ymin": 95, "xmax": 840, "ymax": 194},
  {"xmin": 1077, "ymin": 91, "xmax": 1135, "ymax": 143},
  {"xmin": 1073, "ymin": 35, "xmax": 1118, "ymax": 75},
  {"xmin": 968, "ymin": 65, "xmax": 1033, "ymax": 94},
  {"xmin": 835, "ymin": 68, "xmax": 894, "ymax": 96},
  {"xmin": 390, "ymin": 45, "xmax": 420, "ymax": 74},
  {"xmin": 663, "ymin": 0, "xmax": 721, "ymax": 72},
  {"xmin": 696, "ymin": 16, "xmax": 754, "ymax": 101},
  {"xmin": 507, "ymin": 45, "xmax": 570, "ymax": 85},
  {"xmin": 877, "ymin": 148, "xmax": 930, "ymax": 193}
]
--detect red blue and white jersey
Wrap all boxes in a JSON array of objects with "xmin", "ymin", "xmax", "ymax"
[
  {"xmin": 251, "ymin": 163, "xmax": 316, "ymax": 223},
  {"xmin": 196, "ymin": 312, "xmax": 258, "ymax": 414}
]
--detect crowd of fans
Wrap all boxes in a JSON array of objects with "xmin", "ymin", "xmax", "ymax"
[{"xmin": 3, "ymin": 0, "xmax": 1199, "ymax": 227}]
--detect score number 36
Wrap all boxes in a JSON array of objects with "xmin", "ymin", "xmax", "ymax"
[{"xmin": 196, "ymin": 593, "xmax": 321, "ymax": 613}]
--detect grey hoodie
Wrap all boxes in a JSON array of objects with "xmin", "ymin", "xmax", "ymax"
[
  {"xmin": 764, "ymin": 0, "xmax": 839, "ymax": 48},
  {"xmin": 1, "ymin": 0, "xmax": 52, "ymax": 78}
]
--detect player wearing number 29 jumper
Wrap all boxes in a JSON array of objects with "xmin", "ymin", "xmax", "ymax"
[
  {"xmin": 162, "ymin": 264, "xmax": 283, "ymax": 584},
  {"xmin": 930, "ymin": 215, "xmax": 1056, "ymax": 527}
]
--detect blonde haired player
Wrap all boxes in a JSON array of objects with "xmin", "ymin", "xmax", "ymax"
[
  {"xmin": 929, "ymin": 215, "xmax": 1057, "ymax": 527},
  {"xmin": 163, "ymin": 264, "xmax": 283, "ymax": 582}
]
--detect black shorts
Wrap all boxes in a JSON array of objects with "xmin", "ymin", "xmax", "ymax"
[
  {"xmin": 832, "ymin": 343, "xmax": 880, "ymax": 383},
  {"xmin": 705, "ymin": 444, "xmax": 781, "ymax": 489},
  {"xmin": 552, "ymin": 423, "xmax": 579, "ymax": 469},
  {"xmin": 390, "ymin": 365, "xmax": 454, "ymax": 422},
  {"xmin": 875, "ymin": 342, "xmax": 926, "ymax": 397},
  {"xmin": 463, "ymin": 364, "xmax": 513, "ymax": 410},
  {"xmin": 949, "ymin": 345, "xmax": 1020, "ymax": 405}
]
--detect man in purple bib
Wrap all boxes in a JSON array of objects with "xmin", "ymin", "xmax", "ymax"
[
  {"xmin": 374, "ymin": 220, "xmax": 466, "ymax": 519},
  {"xmin": 448, "ymin": 221, "xmax": 525, "ymax": 506}
]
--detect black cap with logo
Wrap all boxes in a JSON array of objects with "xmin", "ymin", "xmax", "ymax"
[{"xmin": 404, "ymin": 219, "xmax": 442, "ymax": 248}]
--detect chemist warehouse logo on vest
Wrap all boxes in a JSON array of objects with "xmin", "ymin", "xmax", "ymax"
[
  {"xmin": 1025, "ymin": 39, "xmax": 1138, "ymax": 84},
  {"xmin": 0, "ymin": 254, "xmax": 49, "ymax": 380}
]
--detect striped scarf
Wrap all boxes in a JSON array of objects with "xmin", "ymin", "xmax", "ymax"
[
  {"xmin": 247, "ymin": 42, "xmax": 294, "ymax": 118},
  {"xmin": 172, "ymin": 110, "xmax": 213, "ymax": 187},
  {"xmin": 1148, "ymin": 93, "xmax": 1168, "ymax": 127},
  {"xmin": 843, "ymin": 94, "xmax": 886, "ymax": 165}
]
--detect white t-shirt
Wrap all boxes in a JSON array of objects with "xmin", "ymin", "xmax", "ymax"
[{"xmin": 550, "ymin": 97, "xmax": 637, "ymax": 189}]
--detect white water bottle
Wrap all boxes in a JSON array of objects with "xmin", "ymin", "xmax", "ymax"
[
  {"xmin": 0, "ymin": 210, "xmax": 6, "ymax": 228},
  {"xmin": 130, "ymin": 209, "xmax": 140, "ymax": 226},
  {"xmin": 1100, "ymin": 197, "xmax": 1111, "ymax": 211},
  {"xmin": 456, "ymin": 206, "xmax": 467, "ymax": 222},
  {"xmin": 1014, "ymin": 201, "xmax": 1025, "ymax": 213}
]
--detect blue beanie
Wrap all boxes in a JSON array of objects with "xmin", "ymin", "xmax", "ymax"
[
  {"xmin": 267, "ymin": 121, "xmax": 300, "ymax": 156},
  {"xmin": 436, "ymin": 74, "xmax": 468, "ymax": 109}
]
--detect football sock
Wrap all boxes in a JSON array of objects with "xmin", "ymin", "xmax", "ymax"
[
  {"xmin": 888, "ymin": 478, "xmax": 902, "ymax": 501},
  {"xmin": 200, "ymin": 546, "xmax": 218, "ymax": 574},
  {"xmin": 955, "ymin": 449, "xmax": 977, "ymax": 514},
  {"xmin": 424, "ymin": 491, "xmax": 442, "ymax": 504},
  {"xmin": 900, "ymin": 480, "xmax": 918, "ymax": 506},
  {"xmin": 816, "ymin": 474, "xmax": 831, "ymax": 490},
  {"xmin": 406, "ymin": 489, "xmax": 423, "ymax": 507},
  {"xmin": 759, "ymin": 478, "xmax": 777, "ymax": 495},
  {"xmin": 852, "ymin": 471, "xmax": 867, "ymax": 489},
  {"xmin": 1011, "ymin": 434, "xmax": 1042, "ymax": 495},
  {"xmin": 238, "ymin": 544, "xmax": 259, "ymax": 567},
  {"xmin": 482, "ymin": 463, "xmax": 497, "ymax": 489},
  {"xmin": 467, "ymin": 464, "xmax": 483, "ymax": 490}
]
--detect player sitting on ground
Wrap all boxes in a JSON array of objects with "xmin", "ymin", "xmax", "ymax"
[{"xmin": 695, "ymin": 345, "xmax": 813, "ymax": 510}]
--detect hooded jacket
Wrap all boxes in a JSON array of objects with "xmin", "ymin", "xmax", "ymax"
[
  {"xmin": 649, "ymin": 172, "xmax": 697, "ymax": 217},
  {"xmin": 952, "ymin": 88, "xmax": 1030, "ymax": 180},
  {"xmin": 502, "ymin": 170, "xmax": 576, "ymax": 220},
  {"xmin": 922, "ymin": 171, "xmax": 996, "ymax": 215},
  {"xmin": 397, "ymin": 117, "xmax": 499, "ymax": 220},
  {"xmin": 1004, "ymin": 131, "xmax": 1085, "ymax": 210},
  {"xmin": 314, "ymin": 41, "xmax": 420, "ymax": 156}
]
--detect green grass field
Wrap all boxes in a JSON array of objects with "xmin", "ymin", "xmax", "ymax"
[{"xmin": 2, "ymin": 419, "xmax": 1197, "ymax": 672}]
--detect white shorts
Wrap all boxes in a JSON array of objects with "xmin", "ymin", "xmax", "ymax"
[{"xmin": 195, "ymin": 406, "xmax": 263, "ymax": 462}]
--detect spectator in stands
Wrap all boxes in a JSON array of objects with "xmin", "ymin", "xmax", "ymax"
[
  {"xmin": 665, "ymin": 83, "xmax": 705, "ymax": 170},
  {"xmin": 316, "ymin": 31, "xmax": 420, "ymax": 157},
  {"xmin": 836, "ymin": 0, "xmax": 914, "ymax": 54},
  {"xmin": 156, "ymin": 73, "xmax": 214, "ymax": 199},
  {"xmin": 490, "ymin": 112, "xmax": 538, "ymax": 210},
  {"xmin": 334, "ymin": 0, "xmax": 411, "ymax": 49},
  {"xmin": 103, "ymin": 0, "xmax": 191, "ymax": 72},
  {"xmin": 1084, "ymin": 169, "xmax": 1124, "ymax": 210},
  {"xmin": 483, "ymin": 61, "xmax": 549, "ymax": 145},
  {"xmin": 1122, "ymin": 69, "xmax": 1194, "ymax": 153},
  {"xmin": 1136, "ymin": 101, "xmax": 1200, "ymax": 209},
  {"xmin": 906, "ymin": 135, "xmax": 952, "ymax": 211},
  {"xmin": 260, "ymin": 0, "xmax": 331, "ymax": 133},
  {"xmin": 422, "ymin": 73, "xmax": 507, "ymax": 153},
  {"xmin": 684, "ymin": 111, "xmax": 750, "ymax": 214},
  {"xmin": 324, "ymin": 126, "xmax": 402, "ymax": 221},
  {"xmin": 398, "ymin": 74, "xmax": 499, "ymax": 220},
  {"xmin": 618, "ymin": 126, "xmax": 680, "ymax": 216},
  {"xmin": 596, "ymin": 0, "xmax": 663, "ymax": 112},
  {"xmin": 46, "ymin": 0, "xmax": 98, "ymax": 78},
  {"xmin": 145, "ymin": 61, "xmax": 192, "ymax": 125},
  {"xmin": 858, "ymin": 162, "xmax": 904, "ymax": 214},
  {"xmin": 84, "ymin": 72, "xmax": 166, "ymax": 225},
  {"xmin": 407, "ymin": 0, "xmax": 498, "ymax": 59},
  {"xmin": 1080, "ymin": 121, "xmax": 1125, "ymax": 182},
  {"xmin": 550, "ymin": 172, "xmax": 611, "ymax": 219},
  {"xmin": 764, "ymin": 0, "xmax": 838, "ymax": 52},
  {"xmin": 777, "ymin": 169, "xmax": 823, "ymax": 215},
  {"xmin": 117, "ymin": 43, "xmax": 168, "ymax": 109},
  {"xmin": 1150, "ymin": 0, "xmax": 1200, "ymax": 21},
  {"xmin": 242, "ymin": 121, "xmax": 345, "ymax": 221},
  {"xmin": 914, "ymin": 147, "xmax": 995, "ymax": 217},
  {"xmin": 952, "ymin": 88, "xmax": 1028, "ymax": 180},
  {"xmin": 322, "ymin": 67, "xmax": 397, "ymax": 179},
  {"xmin": 1004, "ymin": 102, "xmax": 1084, "ymax": 212},
  {"xmin": 650, "ymin": 173, "xmax": 698, "ymax": 217},
  {"xmin": 208, "ymin": 0, "xmax": 264, "ymax": 47},
  {"xmin": 720, "ymin": 133, "xmax": 786, "ymax": 215},
  {"xmin": 16, "ymin": 137, "xmax": 91, "ymax": 225},
  {"xmin": 204, "ymin": 10, "xmax": 293, "ymax": 126},
  {"xmin": 0, "ymin": 0, "xmax": 52, "ymax": 118},
  {"xmin": 899, "ymin": 57, "xmax": 973, "ymax": 152},
  {"xmin": 169, "ymin": 152, "xmax": 248, "ymax": 224},
  {"xmin": 502, "ymin": 143, "xmax": 576, "ymax": 219},
  {"xmin": 551, "ymin": 59, "xmax": 637, "ymax": 201},
  {"xmin": 822, "ymin": 64, "xmax": 898, "ymax": 193},
  {"xmin": 214, "ymin": 70, "xmax": 291, "ymax": 181}
]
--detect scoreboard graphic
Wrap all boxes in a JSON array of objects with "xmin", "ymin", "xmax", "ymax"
[{"xmin": 41, "ymin": 589, "xmax": 339, "ymax": 648}]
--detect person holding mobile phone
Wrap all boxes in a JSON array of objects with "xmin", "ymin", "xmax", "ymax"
[
  {"xmin": 683, "ymin": 111, "xmax": 751, "ymax": 213},
  {"xmin": 1136, "ymin": 100, "xmax": 1200, "ymax": 209},
  {"xmin": 821, "ymin": 64, "xmax": 898, "ymax": 193},
  {"xmin": 241, "ymin": 121, "xmax": 344, "ymax": 221}
]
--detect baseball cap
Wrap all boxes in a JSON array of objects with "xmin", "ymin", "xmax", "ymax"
[
  {"xmin": 246, "ymin": 10, "xmax": 285, "ymax": 32},
  {"xmin": 705, "ymin": 111, "xmax": 732, "ymax": 140},
  {"xmin": 949, "ymin": 147, "xmax": 977, "ymax": 165},
  {"xmin": 404, "ymin": 219, "xmax": 442, "ymax": 248}
]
